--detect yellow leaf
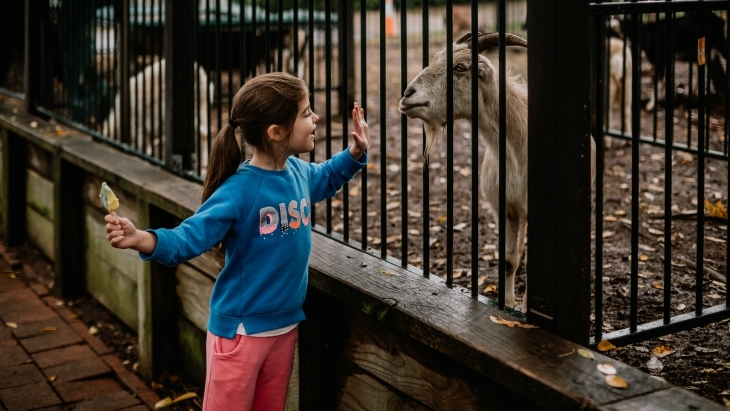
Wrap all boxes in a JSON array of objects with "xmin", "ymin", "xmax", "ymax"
[
  {"xmin": 597, "ymin": 363, "xmax": 617, "ymax": 375},
  {"xmin": 489, "ymin": 315, "xmax": 538, "ymax": 329},
  {"xmin": 88, "ymin": 325, "xmax": 99, "ymax": 335},
  {"xmin": 172, "ymin": 392, "xmax": 199, "ymax": 403},
  {"xmin": 47, "ymin": 375, "xmax": 57, "ymax": 382},
  {"xmin": 5, "ymin": 322, "xmax": 17, "ymax": 329},
  {"xmin": 437, "ymin": 214, "xmax": 447, "ymax": 224},
  {"xmin": 652, "ymin": 283, "xmax": 664, "ymax": 289},
  {"xmin": 150, "ymin": 381, "xmax": 164, "ymax": 389},
  {"xmin": 597, "ymin": 340, "xmax": 617, "ymax": 351},
  {"xmin": 558, "ymin": 349, "xmax": 575, "ymax": 358},
  {"xmin": 40, "ymin": 327, "xmax": 56, "ymax": 333},
  {"xmin": 652, "ymin": 345, "xmax": 674, "ymax": 358},
  {"xmin": 484, "ymin": 284, "xmax": 498, "ymax": 293},
  {"xmin": 639, "ymin": 254, "xmax": 649, "ymax": 261},
  {"xmin": 715, "ymin": 201, "xmax": 728, "ymax": 219},
  {"xmin": 603, "ymin": 216, "xmax": 617, "ymax": 222},
  {"xmin": 379, "ymin": 270, "xmax": 400, "ymax": 277},
  {"xmin": 154, "ymin": 397, "xmax": 173, "ymax": 409},
  {"xmin": 614, "ymin": 210, "xmax": 626, "ymax": 216},
  {"xmin": 577, "ymin": 348, "xmax": 595, "ymax": 359},
  {"xmin": 605, "ymin": 374, "xmax": 628, "ymax": 389}
]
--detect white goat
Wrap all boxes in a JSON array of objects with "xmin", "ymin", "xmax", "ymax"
[
  {"xmin": 399, "ymin": 32, "xmax": 596, "ymax": 312},
  {"xmin": 606, "ymin": 37, "xmax": 633, "ymax": 145},
  {"xmin": 103, "ymin": 59, "xmax": 214, "ymax": 170}
]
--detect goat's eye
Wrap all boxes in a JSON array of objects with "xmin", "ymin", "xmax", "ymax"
[{"xmin": 454, "ymin": 63, "xmax": 468, "ymax": 72}]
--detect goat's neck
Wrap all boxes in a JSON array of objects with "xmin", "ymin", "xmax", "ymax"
[{"xmin": 476, "ymin": 78, "xmax": 528, "ymax": 162}]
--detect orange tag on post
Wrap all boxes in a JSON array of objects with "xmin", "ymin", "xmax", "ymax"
[{"xmin": 698, "ymin": 37, "xmax": 706, "ymax": 65}]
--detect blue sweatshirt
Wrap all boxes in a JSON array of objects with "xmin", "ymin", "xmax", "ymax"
[{"xmin": 140, "ymin": 149, "xmax": 367, "ymax": 338}]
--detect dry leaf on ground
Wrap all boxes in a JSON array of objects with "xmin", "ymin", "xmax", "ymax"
[
  {"xmin": 597, "ymin": 340, "xmax": 617, "ymax": 351},
  {"xmin": 605, "ymin": 374, "xmax": 629, "ymax": 388},
  {"xmin": 652, "ymin": 345, "xmax": 674, "ymax": 358},
  {"xmin": 558, "ymin": 349, "xmax": 575, "ymax": 358},
  {"xmin": 5, "ymin": 322, "xmax": 17, "ymax": 328},
  {"xmin": 647, "ymin": 356, "xmax": 664, "ymax": 372}
]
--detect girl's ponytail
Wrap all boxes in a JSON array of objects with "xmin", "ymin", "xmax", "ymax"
[{"xmin": 201, "ymin": 122, "xmax": 242, "ymax": 203}]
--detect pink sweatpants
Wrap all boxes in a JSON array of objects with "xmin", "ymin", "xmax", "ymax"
[{"xmin": 202, "ymin": 328, "xmax": 297, "ymax": 411}]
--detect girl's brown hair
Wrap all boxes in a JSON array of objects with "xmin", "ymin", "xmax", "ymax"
[{"xmin": 202, "ymin": 72, "xmax": 308, "ymax": 203}]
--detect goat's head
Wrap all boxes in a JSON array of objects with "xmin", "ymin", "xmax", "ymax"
[{"xmin": 398, "ymin": 32, "xmax": 527, "ymax": 158}]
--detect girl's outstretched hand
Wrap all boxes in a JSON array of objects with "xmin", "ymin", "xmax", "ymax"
[
  {"xmin": 105, "ymin": 214, "xmax": 139, "ymax": 250},
  {"xmin": 349, "ymin": 102, "xmax": 370, "ymax": 160}
]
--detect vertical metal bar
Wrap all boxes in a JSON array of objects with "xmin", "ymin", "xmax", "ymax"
[
  {"xmin": 594, "ymin": 10, "xmax": 605, "ymax": 343},
  {"xmin": 325, "ymin": 0, "xmax": 332, "ymax": 233},
  {"xmin": 216, "ymin": 0, "xmax": 222, "ymax": 132},
  {"xmin": 278, "ymin": 0, "xmax": 284, "ymax": 71},
  {"xmin": 141, "ymin": 0, "xmax": 148, "ymax": 158},
  {"xmin": 342, "ymin": 0, "xmax": 351, "ymax": 242},
  {"xmin": 120, "ymin": 0, "xmax": 131, "ymax": 146},
  {"xmin": 421, "ymin": 1, "xmax": 430, "ymax": 278},
  {"xmin": 629, "ymin": 8, "xmax": 641, "ymax": 334},
  {"xmin": 380, "ymin": 0, "xmax": 387, "ymax": 259},
  {"xmin": 265, "ymin": 0, "xmax": 271, "ymax": 72},
  {"xmin": 470, "ymin": 0, "xmax": 479, "ymax": 298},
  {"xmin": 158, "ymin": 0, "xmax": 164, "ymax": 154},
  {"xmin": 497, "ymin": 0, "xmax": 506, "ymax": 307},
  {"xmin": 228, "ymin": 0, "xmax": 233, "ymax": 106},
  {"xmin": 252, "ymin": 0, "xmax": 257, "ymax": 78},
  {"xmin": 308, "ymin": 0, "xmax": 316, "ymax": 224},
  {"xmin": 652, "ymin": 12, "xmax": 658, "ymax": 142},
  {"xmin": 446, "ymin": 0, "xmax": 454, "ymax": 288},
  {"xmin": 664, "ymin": 7, "xmax": 675, "ymax": 325},
  {"xmin": 239, "ymin": 0, "xmax": 245, "ymax": 86},
  {"xmin": 360, "ymin": 0, "xmax": 368, "ymax": 251},
  {"xmin": 132, "ymin": 0, "xmax": 140, "ymax": 150},
  {"xmin": 687, "ymin": 14, "xmax": 695, "ymax": 150},
  {"xmin": 294, "ymin": 0, "xmax": 299, "ymax": 77},
  {"xmin": 400, "ymin": 0, "xmax": 408, "ymax": 266},
  {"xmin": 696, "ymin": 10, "xmax": 706, "ymax": 317}
]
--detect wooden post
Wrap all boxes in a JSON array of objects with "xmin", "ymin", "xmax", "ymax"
[
  {"xmin": 1, "ymin": 130, "xmax": 27, "ymax": 247},
  {"xmin": 53, "ymin": 158, "xmax": 86, "ymax": 298},
  {"xmin": 163, "ymin": 0, "xmax": 196, "ymax": 173},
  {"xmin": 137, "ymin": 201, "xmax": 180, "ymax": 379},
  {"xmin": 526, "ymin": 0, "xmax": 592, "ymax": 345}
]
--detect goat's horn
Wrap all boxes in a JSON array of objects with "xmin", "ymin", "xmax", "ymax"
[
  {"xmin": 455, "ymin": 32, "xmax": 475, "ymax": 45},
  {"xmin": 476, "ymin": 32, "xmax": 528, "ymax": 52}
]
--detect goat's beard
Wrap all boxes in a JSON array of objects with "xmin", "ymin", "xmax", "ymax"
[{"xmin": 422, "ymin": 121, "xmax": 444, "ymax": 163}]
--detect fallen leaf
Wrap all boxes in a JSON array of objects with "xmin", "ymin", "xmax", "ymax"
[
  {"xmin": 647, "ymin": 356, "xmax": 664, "ymax": 372},
  {"xmin": 453, "ymin": 222, "xmax": 467, "ymax": 232},
  {"xmin": 708, "ymin": 294, "xmax": 722, "ymax": 299},
  {"xmin": 359, "ymin": 262, "xmax": 367, "ymax": 268},
  {"xmin": 648, "ymin": 228, "xmax": 663, "ymax": 235},
  {"xmin": 47, "ymin": 375, "xmax": 57, "ymax": 382},
  {"xmin": 67, "ymin": 314, "xmax": 79, "ymax": 319},
  {"xmin": 484, "ymin": 284, "xmax": 498, "ymax": 293},
  {"xmin": 349, "ymin": 186, "xmax": 360, "ymax": 197},
  {"xmin": 489, "ymin": 315, "xmax": 539, "ymax": 329},
  {"xmin": 577, "ymin": 348, "xmax": 595, "ymax": 359},
  {"xmin": 676, "ymin": 304, "xmax": 686, "ymax": 310},
  {"xmin": 614, "ymin": 210, "xmax": 627, "ymax": 216},
  {"xmin": 379, "ymin": 270, "xmax": 400, "ymax": 277},
  {"xmin": 30, "ymin": 121, "xmax": 38, "ymax": 128},
  {"xmin": 597, "ymin": 363, "xmax": 617, "ymax": 375},
  {"xmin": 605, "ymin": 374, "xmax": 629, "ymax": 389},
  {"xmin": 385, "ymin": 201, "xmax": 401, "ymax": 211},
  {"xmin": 437, "ymin": 214, "xmax": 447, "ymax": 224},
  {"xmin": 88, "ymin": 325, "xmax": 99, "ymax": 335},
  {"xmin": 604, "ymin": 216, "xmax": 617, "ymax": 222},
  {"xmin": 638, "ymin": 254, "xmax": 649, "ymax": 261},
  {"xmin": 652, "ymin": 345, "xmax": 674, "ymax": 358},
  {"xmin": 652, "ymin": 283, "xmax": 664, "ymax": 289},
  {"xmin": 602, "ymin": 231, "xmax": 615, "ymax": 239},
  {"xmin": 40, "ymin": 327, "xmax": 56, "ymax": 333},
  {"xmin": 5, "ymin": 322, "xmax": 17, "ymax": 329},
  {"xmin": 707, "ymin": 236, "xmax": 726, "ymax": 243},
  {"xmin": 597, "ymin": 340, "xmax": 617, "ymax": 351},
  {"xmin": 150, "ymin": 381, "xmax": 164, "ymax": 389},
  {"xmin": 722, "ymin": 398, "xmax": 730, "ymax": 407},
  {"xmin": 155, "ymin": 398, "xmax": 173, "ymax": 409},
  {"xmin": 558, "ymin": 349, "xmax": 575, "ymax": 358},
  {"xmin": 705, "ymin": 199, "xmax": 728, "ymax": 219}
]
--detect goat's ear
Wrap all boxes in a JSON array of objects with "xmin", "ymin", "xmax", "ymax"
[{"xmin": 477, "ymin": 60, "xmax": 490, "ymax": 79}]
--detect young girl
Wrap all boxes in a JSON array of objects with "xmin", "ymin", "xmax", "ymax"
[{"xmin": 104, "ymin": 72, "xmax": 369, "ymax": 410}]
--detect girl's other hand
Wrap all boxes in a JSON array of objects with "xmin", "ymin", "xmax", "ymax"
[
  {"xmin": 105, "ymin": 214, "xmax": 138, "ymax": 249},
  {"xmin": 349, "ymin": 102, "xmax": 370, "ymax": 160}
]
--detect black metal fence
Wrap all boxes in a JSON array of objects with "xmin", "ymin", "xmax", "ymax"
[
  {"xmin": 6, "ymin": 0, "xmax": 728, "ymax": 347},
  {"xmin": 591, "ymin": 1, "xmax": 729, "ymax": 346}
]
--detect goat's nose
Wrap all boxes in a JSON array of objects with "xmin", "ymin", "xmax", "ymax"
[{"xmin": 403, "ymin": 86, "xmax": 415, "ymax": 98}]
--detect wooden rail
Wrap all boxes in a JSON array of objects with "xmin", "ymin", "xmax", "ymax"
[{"xmin": 0, "ymin": 98, "xmax": 724, "ymax": 410}]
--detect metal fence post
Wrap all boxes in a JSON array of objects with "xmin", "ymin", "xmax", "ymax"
[
  {"xmin": 164, "ymin": 0, "xmax": 196, "ymax": 173},
  {"xmin": 24, "ymin": 0, "xmax": 51, "ymax": 114},
  {"xmin": 526, "ymin": 0, "xmax": 592, "ymax": 345}
]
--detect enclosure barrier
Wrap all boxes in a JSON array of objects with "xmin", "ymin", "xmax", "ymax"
[
  {"xmin": 1, "ymin": 97, "xmax": 726, "ymax": 411},
  {"xmin": 590, "ymin": 0, "xmax": 730, "ymax": 347}
]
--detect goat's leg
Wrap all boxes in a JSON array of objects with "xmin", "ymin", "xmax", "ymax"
[
  {"xmin": 516, "ymin": 217, "xmax": 528, "ymax": 312},
  {"xmin": 504, "ymin": 210, "xmax": 521, "ymax": 308}
]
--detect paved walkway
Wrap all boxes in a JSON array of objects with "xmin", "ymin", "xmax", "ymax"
[{"xmin": 0, "ymin": 244, "xmax": 160, "ymax": 411}]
